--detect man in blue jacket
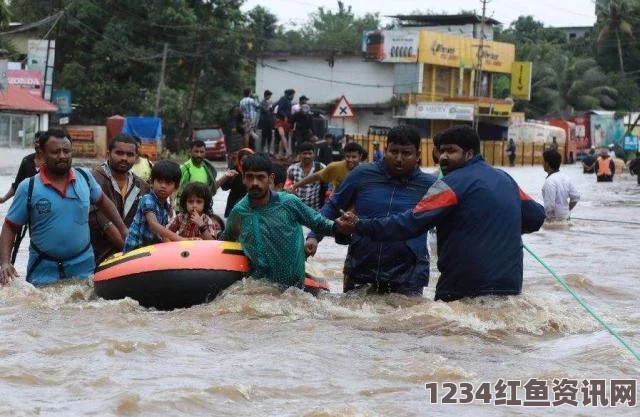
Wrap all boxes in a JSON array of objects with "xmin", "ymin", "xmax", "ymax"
[
  {"xmin": 306, "ymin": 125, "xmax": 437, "ymax": 296},
  {"xmin": 337, "ymin": 125, "xmax": 545, "ymax": 302}
]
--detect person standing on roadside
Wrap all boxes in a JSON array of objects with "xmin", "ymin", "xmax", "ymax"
[
  {"xmin": 239, "ymin": 88, "xmax": 260, "ymax": 149},
  {"xmin": 273, "ymin": 89, "xmax": 295, "ymax": 157},
  {"xmin": 258, "ymin": 90, "xmax": 274, "ymax": 155}
]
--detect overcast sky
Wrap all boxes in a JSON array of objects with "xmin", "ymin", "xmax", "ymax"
[{"xmin": 241, "ymin": 0, "xmax": 596, "ymax": 28}]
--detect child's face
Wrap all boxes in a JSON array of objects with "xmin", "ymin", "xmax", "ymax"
[
  {"xmin": 152, "ymin": 179, "xmax": 177, "ymax": 200},
  {"xmin": 186, "ymin": 196, "xmax": 205, "ymax": 214}
]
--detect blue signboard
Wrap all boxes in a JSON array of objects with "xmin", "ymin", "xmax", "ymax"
[
  {"xmin": 52, "ymin": 89, "xmax": 72, "ymax": 115},
  {"xmin": 623, "ymin": 135, "xmax": 638, "ymax": 152}
]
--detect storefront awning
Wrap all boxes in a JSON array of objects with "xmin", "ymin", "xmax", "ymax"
[{"xmin": 0, "ymin": 85, "xmax": 58, "ymax": 113}]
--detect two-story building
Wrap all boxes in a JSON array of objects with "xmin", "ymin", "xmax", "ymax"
[
  {"xmin": 255, "ymin": 14, "xmax": 518, "ymax": 139},
  {"xmin": 255, "ymin": 50, "xmax": 397, "ymax": 134}
]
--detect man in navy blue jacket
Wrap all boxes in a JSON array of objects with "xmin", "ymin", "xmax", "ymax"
[
  {"xmin": 306, "ymin": 125, "xmax": 437, "ymax": 296},
  {"xmin": 337, "ymin": 125, "xmax": 545, "ymax": 302}
]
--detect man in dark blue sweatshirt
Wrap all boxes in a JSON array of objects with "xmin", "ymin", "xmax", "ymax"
[
  {"xmin": 337, "ymin": 125, "xmax": 545, "ymax": 302},
  {"xmin": 306, "ymin": 125, "xmax": 437, "ymax": 296}
]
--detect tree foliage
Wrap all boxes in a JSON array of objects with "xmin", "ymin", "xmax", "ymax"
[{"xmin": 7, "ymin": 0, "xmax": 640, "ymax": 139}]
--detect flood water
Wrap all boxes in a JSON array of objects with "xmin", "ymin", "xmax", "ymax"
[{"xmin": 0, "ymin": 149, "xmax": 638, "ymax": 416}]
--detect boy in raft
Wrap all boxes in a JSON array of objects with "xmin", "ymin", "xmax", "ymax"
[
  {"xmin": 220, "ymin": 153, "xmax": 345, "ymax": 288},
  {"xmin": 168, "ymin": 182, "xmax": 220, "ymax": 239},
  {"xmin": 123, "ymin": 160, "xmax": 184, "ymax": 252}
]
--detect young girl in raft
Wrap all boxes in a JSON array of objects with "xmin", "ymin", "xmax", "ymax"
[{"xmin": 167, "ymin": 182, "xmax": 221, "ymax": 239}]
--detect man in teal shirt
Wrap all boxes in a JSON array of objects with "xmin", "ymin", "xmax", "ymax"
[{"xmin": 221, "ymin": 154, "xmax": 342, "ymax": 288}]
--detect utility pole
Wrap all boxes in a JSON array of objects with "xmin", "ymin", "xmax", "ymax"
[
  {"xmin": 154, "ymin": 43, "xmax": 169, "ymax": 117},
  {"xmin": 473, "ymin": 0, "xmax": 489, "ymax": 131}
]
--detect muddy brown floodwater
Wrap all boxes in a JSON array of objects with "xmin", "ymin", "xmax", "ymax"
[{"xmin": 0, "ymin": 148, "xmax": 638, "ymax": 416}]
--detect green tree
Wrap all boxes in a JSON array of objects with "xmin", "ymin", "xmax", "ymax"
[
  {"xmin": 247, "ymin": 6, "xmax": 278, "ymax": 53},
  {"xmin": 268, "ymin": 1, "xmax": 380, "ymax": 52},
  {"xmin": 597, "ymin": 0, "xmax": 634, "ymax": 74},
  {"xmin": 517, "ymin": 43, "xmax": 617, "ymax": 117}
]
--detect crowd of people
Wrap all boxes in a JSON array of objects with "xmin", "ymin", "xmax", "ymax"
[
  {"xmin": 235, "ymin": 88, "xmax": 330, "ymax": 161},
  {"xmin": 0, "ymin": 122, "xmax": 558, "ymax": 305}
]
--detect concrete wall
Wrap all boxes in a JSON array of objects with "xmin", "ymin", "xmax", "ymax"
[
  {"xmin": 255, "ymin": 55, "xmax": 395, "ymax": 106},
  {"xmin": 66, "ymin": 125, "xmax": 108, "ymax": 159},
  {"xmin": 328, "ymin": 108, "xmax": 396, "ymax": 135}
]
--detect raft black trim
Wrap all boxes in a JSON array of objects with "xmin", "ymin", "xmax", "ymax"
[
  {"xmin": 95, "ymin": 251, "xmax": 151, "ymax": 273},
  {"xmin": 221, "ymin": 248, "xmax": 246, "ymax": 256}
]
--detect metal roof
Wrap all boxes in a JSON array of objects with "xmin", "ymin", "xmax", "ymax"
[
  {"xmin": 389, "ymin": 14, "xmax": 501, "ymax": 26},
  {"xmin": 0, "ymin": 86, "xmax": 57, "ymax": 113}
]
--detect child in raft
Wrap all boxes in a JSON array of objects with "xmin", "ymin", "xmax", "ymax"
[
  {"xmin": 123, "ymin": 160, "xmax": 184, "ymax": 253},
  {"xmin": 168, "ymin": 182, "xmax": 221, "ymax": 239}
]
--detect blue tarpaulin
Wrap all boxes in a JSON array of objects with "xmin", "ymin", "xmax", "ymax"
[{"xmin": 122, "ymin": 117, "xmax": 162, "ymax": 142}]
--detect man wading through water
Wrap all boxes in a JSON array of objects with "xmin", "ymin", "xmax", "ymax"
[
  {"xmin": 89, "ymin": 134, "xmax": 150, "ymax": 265},
  {"xmin": 0, "ymin": 129, "xmax": 128, "ymax": 286}
]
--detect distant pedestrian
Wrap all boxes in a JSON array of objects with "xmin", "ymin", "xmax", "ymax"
[
  {"xmin": 258, "ymin": 90, "xmax": 274, "ymax": 155},
  {"xmin": 582, "ymin": 148, "xmax": 596, "ymax": 174},
  {"xmin": 506, "ymin": 138, "xmax": 516, "ymax": 167},
  {"xmin": 595, "ymin": 150, "xmax": 615, "ymax": 182},
  {"xmin": 629, "ymin": 152, "xmax": 640, "ymax": 185},
  {"xmin": 239, "ymin": 88, "xmax": 260, "ymax": 149},
  {"xmin": 273, "ymin": 89, "xmax": 295, "ymax": 157},
  {"xmin": 542, "ymin": 149, "xmax": 579, "ymax": 221},
  {"xmin": 373, "ymin": 141, "xmax": 383, "ymax": 162}
]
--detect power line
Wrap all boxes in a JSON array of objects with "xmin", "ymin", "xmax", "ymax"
[{"xmin": 0, "ymin": 11, "xmax": 64, "ymax": 37}]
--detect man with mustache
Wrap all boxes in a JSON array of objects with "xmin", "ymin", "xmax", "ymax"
[
  {"xmin": 306, "ymin": 125, "xmax": 437, "ymax": 296},
  {"xmin": 337, "ymin": 125, "xmax": 546, "ymax": 302},
  {"xmin": 177, "ymin": 140, "xmax": 228, "ymax": 205},
  {"xmin": 0, "ymin": 129, "xmax": 128, "ymax": 286},
  {"xmin": 221, "ymin": 153, "xmax": 338, "ymax": 289},
  {"xmin": 89, "ymin": 134, "xmax": 150, "ymax": 265}
]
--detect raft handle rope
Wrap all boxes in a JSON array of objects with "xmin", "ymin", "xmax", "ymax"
[{"xmin": 524, "ymin": 244, "xmax": 640, "ymax": 363}]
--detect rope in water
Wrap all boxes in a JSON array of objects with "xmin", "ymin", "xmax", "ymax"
[
  {"xmin": 571, "ymin": 217, "xmax": 640, "ymax": 227},
  {"xmin": 523, "ymin": 244, "xmax": 640, "ymax": 362}
]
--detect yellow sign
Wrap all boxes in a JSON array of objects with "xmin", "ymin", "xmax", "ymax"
[
  {"xmin": 473, "ymin": 41, "xmax": 515, "ymax": 73},
  {"xmin": 510, "ymin": 61, "xmax": 532, "ymax": 101},
  {"xmin": 419, "ymin": 32, "xmax": 466, "ymax": 68},
  {"xmin": 477, "ymin": 101, "xmax": 513, "ymax": 117},
  {"xmin": 418, "ymin": 31, "xmax": 515, "ymax": 73}
]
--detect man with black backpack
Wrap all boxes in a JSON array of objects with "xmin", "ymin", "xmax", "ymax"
[{"xmin": 0, "ymin": 129, "xmax": 128, "ymax": 286}]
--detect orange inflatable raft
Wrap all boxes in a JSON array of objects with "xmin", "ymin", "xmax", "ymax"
[{"xmin": 93, "ymin": 240, "xmax": 329, "ymax": 310}]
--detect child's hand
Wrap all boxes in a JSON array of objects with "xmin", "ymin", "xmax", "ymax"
[{"xmin": 190, "ymin": 212, "xmax": 205, "ymax": 228}]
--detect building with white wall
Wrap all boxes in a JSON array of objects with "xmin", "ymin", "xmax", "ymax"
[
  {"xmin": 390, "ymin": 14, "xmax": 501, "ymax": 40},
  {"xmin": 255, "ymin": 52, "xmax": 396, "ymax": 134}
]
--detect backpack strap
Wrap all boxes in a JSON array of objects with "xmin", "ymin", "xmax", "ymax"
[
  {"xmin": 26, "ymin": 176, "xmax": 35, "ymax": 230},
  {"xmin": 74, "ymin": 167, "xmax": 90, "ymax": 186}
]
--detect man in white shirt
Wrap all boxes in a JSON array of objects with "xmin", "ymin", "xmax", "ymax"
[{"xmin": 542, "ymin": 149, "xmax": 580, "ymax": 221}]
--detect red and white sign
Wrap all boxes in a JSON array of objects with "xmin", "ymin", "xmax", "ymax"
[
  {"xmin": 8, "ymin": 70, "xmax": 43, "ymax": 96},
  {"xmin": 331, "ymin": 95, "xmax": 355, "ymax": 118}
]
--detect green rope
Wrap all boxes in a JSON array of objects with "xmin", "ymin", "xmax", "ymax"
[
  {"xmin": 571, "ymin": 217, "xmax": 640, "ymax": 227},
  {"xmin": 524, "ymin": 244, "xmax": 640, "ymax": 363}
]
